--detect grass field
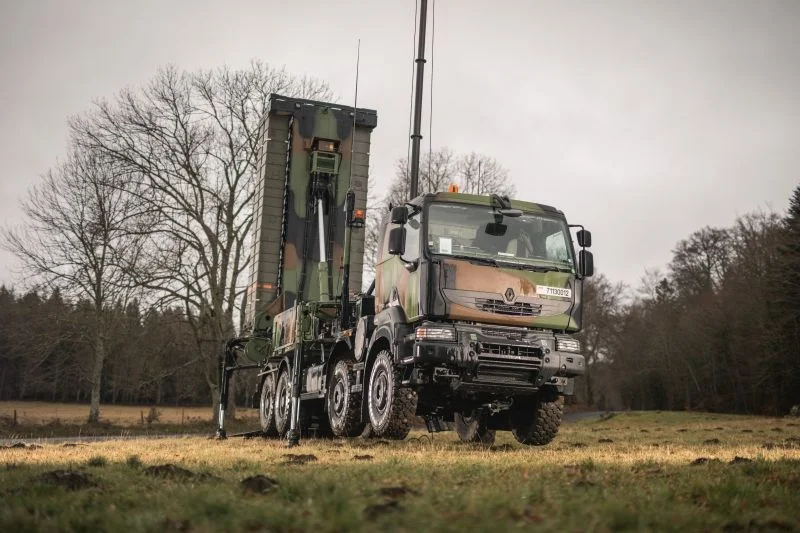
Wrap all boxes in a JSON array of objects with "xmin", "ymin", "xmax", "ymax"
[
  {"xmin": 2, "ymin": 410, "xmax": 799, "ymax": 532},
  {"xmin": 0, "ymin": 401, "xmax": 258, "ymax": 438}
]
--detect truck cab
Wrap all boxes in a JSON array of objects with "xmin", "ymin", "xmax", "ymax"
[{"xmin": 360, "ymin": 191, "xmax": 593, "ymax": 444}]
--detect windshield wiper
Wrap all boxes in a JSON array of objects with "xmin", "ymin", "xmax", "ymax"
[
  {"xmin": 446, "ymin": 254, "xmax": 499, "ymax": 267},
  {"xmin": 496, "ymin": 261, "xmax": 573, "ymax": 273}
]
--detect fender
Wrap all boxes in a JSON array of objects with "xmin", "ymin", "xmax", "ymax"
[
  {"xmin": 360, "ymin": 305, "xmax": 412, "ymax": 422},
  {"xmin": 366, "ymin": 305, "xmax": 410, "ymax": 364}
]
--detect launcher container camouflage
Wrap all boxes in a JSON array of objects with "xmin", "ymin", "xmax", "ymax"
[
  {"xmin": 244, "ymin": 94, "xmax": 374, "ymax": 329},
  {"xmin": 217, "ymin": 102, "xmax": 594, "ymax": 446}
]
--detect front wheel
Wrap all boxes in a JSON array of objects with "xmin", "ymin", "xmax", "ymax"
[
  {"xmin": 510, "ymin": 394, "xmax": 563, "ymax": 446},
  {"xmin": 367, "ymin": 350, "xmax": 417, "ymax": 439},
  {"xmin": 454, "ymin": 410, "xmax": 495, "ymax": 445},
  {"xmin": 259, "ymin": 373, "xmax": 278, "ymax": 437}
]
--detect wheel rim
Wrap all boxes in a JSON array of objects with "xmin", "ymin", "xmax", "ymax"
[
  {"xmin": 276, "ymin": 374, "xmax": 289, "ymax": 422},
  {"xmin": 262, "ymin": 387, "xmax": 273, "ymax": 419},
  {"xmin": 330, "ymin": 375, "xmax": 346, "ymax": 422},
  {"xmin": 372, "ymin": 368, "xmax": 389, "ymax": 415}
]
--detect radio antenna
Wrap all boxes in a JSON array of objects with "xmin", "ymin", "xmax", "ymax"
[{"xmin": 350, "ymin": 38, "xmax": 360, "ymax": 169}]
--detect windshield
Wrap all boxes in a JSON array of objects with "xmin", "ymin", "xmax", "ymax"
[{"xmin": 426, "ymin": 202, "xmax": 575, "ymax": 271}]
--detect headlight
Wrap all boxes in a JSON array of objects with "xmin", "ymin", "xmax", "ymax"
[
  {"xmin": 415, "ymin": 326, "xmax": 455, "ymax": 341},
  {"xmin": 555, "ymin": 336, "xmax": 581, "ymax": 353}
]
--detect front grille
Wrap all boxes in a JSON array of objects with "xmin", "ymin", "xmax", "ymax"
[
  {"xmin": 475, "ymin": 298, "xmax": 541, "ymax": 316},
  {"xmin": 479, "ymin": 343, "xmax": 542, "ymax": 358},
  {"xmin": 476, "ymin": 354, "xmax": 541, "ymax": 385}
]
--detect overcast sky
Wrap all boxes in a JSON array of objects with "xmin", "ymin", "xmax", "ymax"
[{"xmin": 1, "ymin": 0, "xmax": 798, "ymax": 290}]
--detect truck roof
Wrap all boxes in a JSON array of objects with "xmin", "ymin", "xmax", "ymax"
[{"xmin": 425, "ymin": 191, "xmax": 563, "ymax": 216}]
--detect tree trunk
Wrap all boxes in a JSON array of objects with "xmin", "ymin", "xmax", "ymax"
[{"xmin": 88, "ymin": 319, "xmax": 106, "ymax": 424}]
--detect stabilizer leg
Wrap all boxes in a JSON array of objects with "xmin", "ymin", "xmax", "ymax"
[
  {"xmin": 215, "ymin": 347, "xmax": 234, "ymax": 439},
  {"xmin": 286, "ymin": 343, "xmax": 303, "ymax": 447}
]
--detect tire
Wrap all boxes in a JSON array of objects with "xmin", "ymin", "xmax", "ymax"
[
  {"xmin": 274, "ymin": 366, "xmax": 292, "ymax": 437},
  {"xmin": 454, "ymin": 410, "xmax": 496, "ymax": 445},
  {"xmin": 510, "ymin": 395, "xmax": 563, "ymax": 446},
  {"xmin": 327, "ymin": 359, "xmax": 366, "ymax": 438},
  {"xmin": 367, "ymin": 350, "xmax": 417, "ymax": 439},
  {"xmin": 259, "ymin": 373, "xmax": 278, "ymax": 437}
]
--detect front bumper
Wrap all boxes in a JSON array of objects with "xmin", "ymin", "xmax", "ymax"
[{"xmin": 403, "ymin": 324, "xmax": 585, "ymax": 394}]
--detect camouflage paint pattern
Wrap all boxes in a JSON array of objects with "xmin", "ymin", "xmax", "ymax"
[
  {"xmin": 244, "ymin": 95, "xmax": 377, "ymax": 332},
  {"xmin": 374, "ymin": 191, "xmax": 582, "ymax": 332}
]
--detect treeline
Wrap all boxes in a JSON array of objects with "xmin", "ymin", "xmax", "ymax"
[
  {"xmin": 1, "ymin": 62, "xmax": 331, "ymax": 421},
  {"xmin": 576, "ymin": 186, "xmax": 800, "ymax": 415},
  {"xmin": 0, "ymin": 287, "xmax": 251, "ymax": 406}
]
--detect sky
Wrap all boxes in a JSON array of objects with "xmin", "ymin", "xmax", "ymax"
[{"xmin": 1, "ymin": 0, "xmax": 798, "ymax": 290}]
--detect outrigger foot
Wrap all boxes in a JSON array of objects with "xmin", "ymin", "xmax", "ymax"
[{"xmin": 285, "ymin": 429, "xmax": 300, "ymax": 447}]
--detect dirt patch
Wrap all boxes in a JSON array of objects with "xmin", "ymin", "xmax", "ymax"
[
  {"xmin": 677, "ymin": 428, "xmax": 688, "ymax": 433},
  {"xmin": 161, "ymin": 518, "xmax": 192, "ymax": 532},
  {"xmin": 690, "ymin": 457, "xmax": 721, "ymax": 466},
  {"xmin": 379, "ymin": 485, "xmax": 419, "ymax": 498},
  {"xmin": 240, "ymin": 475, "xmax": 279, "ymax": 494},
  {"xmin": 2, "ymin": 442, "xmax": 41, "ymax": 450},
  {"xmin": 144, "ymin": 464, "xmax": 196, "ymax": 480},
  {"xmin": 598, "ymin": 438, "xmax": 614, "ymax": 443},
  {"xmin": 363, "ymin": 500, "xmax": 402, "ymax": 520},
  {"xmin": 38, "ymin": 470, "xmax": 96, "ymax": 490},
  {"xmin": 703, "ymin": 438, "xmax": 721, "ymax": 445},
  {"xmin": 353, "ymin": 455, "xmax": 374, "ymax": 461},
  {"xmin": 723, "ymin": 519, "xmax": 794, "ymax": 532},
  {"xmin": 282, "ymin": 454, "xmax": 318, "ymax": 465}
]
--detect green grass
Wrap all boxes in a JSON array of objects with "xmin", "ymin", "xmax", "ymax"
[{"xmin": 2, "ymin": 411, "xmax": 799, "ymax": 532}]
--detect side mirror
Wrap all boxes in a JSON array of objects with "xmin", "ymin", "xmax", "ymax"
[
  {"xmin": 390, "ymin": 206, "xmax": 408, "ymax": 225},
  {"xmin": 388, "ymin": 227, "xmax": 406, "ymax": 255},
  {"xmin": 577, "ymin": 229, "xmax": 592, "ymax": 248},
  {"xmin": 579, "ymin": 250, "xmax": 594, "ymax": 277}
]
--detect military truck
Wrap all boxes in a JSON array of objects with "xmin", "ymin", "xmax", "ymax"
[{"xmin": 215, "ymin": 94, "xmax": 593, "ymax": 446}]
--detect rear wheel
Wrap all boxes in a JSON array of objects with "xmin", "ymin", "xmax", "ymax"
[
  {"xmin": 327, "ymin": 359, "xmax": 366, "ymax": 438},
  {"xmin": 510, "ymin": 394, "xmax": 563, "ymax": 446},
  {"xmin": 274, "ymin": 367, "xmax": 292, "ymax": 437},
  {"xmin": 367, "ymin": 350, "xmax": 417, "ymax": 439},
  {"xmin": 454, "ymin": 410, "xmax": 495, "ymax": 445},
  {"xmin": 259, "ymin": 373, "xmax": 278, "ymax": 437}
]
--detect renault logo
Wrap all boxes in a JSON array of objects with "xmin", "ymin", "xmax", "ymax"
[{"xmin": 504, "ymin": 288, "xmax": 515, "ymax": 302}]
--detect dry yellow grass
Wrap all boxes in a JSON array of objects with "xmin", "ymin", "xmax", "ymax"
[
  {"xmin": 0, "ymin": 401, "xmax": 257, "ymax": 427},
  {"xmin": 2, "ymin": 411, "xmax": 799, "ymax": 532},
  {"xmin": 3, "ymin": 410, "xmax": 798, "ymax": 468}
]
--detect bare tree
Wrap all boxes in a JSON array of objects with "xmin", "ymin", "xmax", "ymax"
[
  {"xmin": 458, "ymin": 152, "xmax": 515, "ymax": 197},
  {"xmin": 363, "ymin": 148, "xmax": 517, "ymax": 279},
  {"xmin": 71, "ymin": 62, "xmax": 334, "ymax": 414},
  {"xmin": 2, "ymin": 148, "xmax": 147, "ymax": 422}
]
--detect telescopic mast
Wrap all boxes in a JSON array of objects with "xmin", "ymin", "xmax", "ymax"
[{"xmin": 408, "ymin": 0, "xmax": 428, "ymax": 200}]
